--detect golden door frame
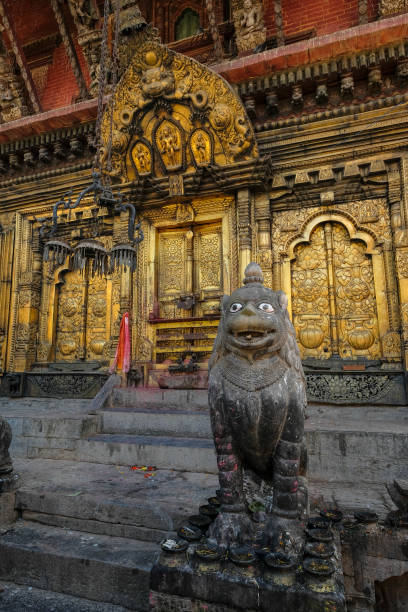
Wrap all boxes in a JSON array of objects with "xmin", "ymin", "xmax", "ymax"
[
  {"xmin": 132, "ymin": 196, "xmax": 237, "ymax": 366},
  {"xmin": 280, "ymin": 211, "xmax": 399, "ymax": 361}
]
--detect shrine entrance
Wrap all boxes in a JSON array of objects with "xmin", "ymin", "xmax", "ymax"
[
  {"xmin": 287, "ymin": 217, "xmax": 401, "ymax": 363},
  {"xmin": 52, "ymin": 268, "xmax": 113, "ymax": 364},
  {"xmin": 150, "ymin": 219, "xmax": 226, "ymax": 371}
]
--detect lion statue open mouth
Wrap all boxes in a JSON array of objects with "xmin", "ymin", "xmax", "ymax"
[{"xmin": 207, "ymin": 262, "xmax": 308, "ymax": 550}]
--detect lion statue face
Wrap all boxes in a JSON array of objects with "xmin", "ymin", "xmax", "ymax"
[
  {"xmin": 223, "ymin": 284, "xmax": 288, "ymax": 357},
  {"xmin": 210, "ymin": 263, "xmax": 303, "ymax": 375}
]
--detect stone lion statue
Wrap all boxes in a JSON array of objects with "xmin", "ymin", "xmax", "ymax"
[
  {"xmin": 208, "ymin": 262, "xmax": 307, "ymax": 549},
  {"xmin": 0, "ymin": 416, "xmax": 13, "ymax": 475}
]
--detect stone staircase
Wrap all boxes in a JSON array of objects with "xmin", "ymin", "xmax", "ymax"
[
  {"xmin": 78, "ymin": 390, "xmax": 215, "ymax": 472},
  {"xmin": 0, "ymin": 390, "xmax": 407, "ymax": 609},
  {"xmin": 0, "ymin": 393, "xmax": 218, "ymax": 610}
]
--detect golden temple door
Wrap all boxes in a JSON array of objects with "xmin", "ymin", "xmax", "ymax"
[
  {"xmin": 157, "ymin": 222, "xmax": 223, "ymax": 319},
  {"xmin": 54, "ymin": 270, "xmax": 111, "ymax": 363},
  {"xmin": 291, "ymin": 222, "xmax": 382, "ymax": 360},
  {"xmin": 153, "ymin": 222, "xmax": 223, "ymax": 364}
]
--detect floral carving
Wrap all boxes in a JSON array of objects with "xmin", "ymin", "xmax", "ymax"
[
  {"xmin": 379, "ymin": 0, "xmax": 408, "ymax": 17},
  {"xmin": 306, "ymin": 374, "xmax": 398, "ymax": 403},
  {"xmin": 396, "ymin": 251, "xmax": 408, "ymax": 278}
]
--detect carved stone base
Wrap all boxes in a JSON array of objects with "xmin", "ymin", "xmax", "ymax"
[
  {"xmin": 24, "ymin": 372, "xmax": 108, "ymax": 399},
  {"xmin": 150, "ymin": 536, "xmax": 346, "ymax": 612},
  {"xmin": 305, "ymin": 370, "xmax": 407, "ymax": 405}
]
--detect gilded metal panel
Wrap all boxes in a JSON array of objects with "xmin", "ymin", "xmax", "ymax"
[{"xmin": 158, "ymin": 230, "xmax": 187, "ymax": 319}]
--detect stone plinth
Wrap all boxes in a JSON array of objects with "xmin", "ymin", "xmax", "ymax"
[{"xmin": 150, "ymin": 539, "xmax": 346, "ymax": 612}]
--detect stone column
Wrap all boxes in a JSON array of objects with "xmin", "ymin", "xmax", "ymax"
[
  {"xmin": 14, "ymin": 219, "xmax": 42, "ymax": 372},
  {"xmin": 0, "ymin": 225, "xmax": 14, "ymax": 373},
  {"xmin": 236, "ymin": 189, "xmax": 252, "ymax": 283},
  {"xmin": 254, "ymin": 193, "xmax": 272, "ymax": 288},
  {"xmin": 392, "ymin": 156, "xmax": 408, "ymax": 369}
]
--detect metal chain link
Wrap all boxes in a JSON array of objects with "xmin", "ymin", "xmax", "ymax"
[
  {"xmin": 93, "ymin": 0, "xmax": 111, "ymax": 174},
  {"xmin": 106, "ymin": 0, "xmax": 121, "ymax": 178}
]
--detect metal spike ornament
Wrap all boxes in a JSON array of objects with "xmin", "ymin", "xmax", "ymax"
[
  {"xmin": 73, "ymin": 239, "xmax": 108, "ymax": 277},
  {"xmin": 39, "ymin": 0, "xmax": 143, "ymax": 276},
  {"xmin": 43, "ymin": 239, "xmax": 72, "ymax": 266}
]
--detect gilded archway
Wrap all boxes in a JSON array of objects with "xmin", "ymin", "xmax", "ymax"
[
  {"xmin": 100, "ymin": 34, "xmax": 258, "ymax": 183},
  {"xmin": 291, "ymin": 221, "xmax": 382, "ymax": 360},
  {"xmin": 275, "ymin": 206, "xmax": 401, "ymax": 363}
]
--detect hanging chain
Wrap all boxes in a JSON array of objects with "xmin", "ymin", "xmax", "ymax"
[
  {"xmin": 93, "ymin": 0, "xmax": 111, "ymax": 174},
  {"xmin": 106, "ymin": 0, "xmax": 121, "ymax": 179}
]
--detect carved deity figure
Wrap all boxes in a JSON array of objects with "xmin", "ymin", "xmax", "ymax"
[
  {"xmin": 194, "ymin": 132, "xmax": 207, "ymax": 164},
  {"xmin": 68, "ymin": 0, "xmax": 99, "ymax": 33},
  {"xmin": 158, "ymin": 125, "xmax": 181, "ymax": 169},
  {"xmin": 135, "ymin": 145, "xmax": 150, "ymax": 173},
  {"xmin": 0, "ymin": 49, "xmax": 27, "ymax": 122},
  {"xmin": 0, "ymin": 417, "xmax": 13, "ymax": 475},
  {"xmin": 240, "ymin": 0, "xmax": 263, "ymax": 35},
  {"xmin": 0, "ymin": 328, "xmax": 4, "ymax": 372},
  {"xmin": 208, "ymin": 263, "xmax": 307, "ymax": 550},
  {"xmin": 233, "ymin": 0, "xmax": 266, "ymax": 53}
]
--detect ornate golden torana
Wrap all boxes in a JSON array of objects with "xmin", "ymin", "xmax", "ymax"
[{"xmin": 100, "ymin": 36, "xmax": 258, "ymax": 183}]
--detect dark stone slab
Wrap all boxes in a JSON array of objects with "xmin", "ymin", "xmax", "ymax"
[{"xmin": 150, "ymin": 544, "xmax": 346, "ymax": 612}]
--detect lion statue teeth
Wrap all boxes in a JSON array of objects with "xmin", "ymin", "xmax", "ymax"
[{"xmin": 207, "ymin": 262, "xmax": 308, "ymax": 549}]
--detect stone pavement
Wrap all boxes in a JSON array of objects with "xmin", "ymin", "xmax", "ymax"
[{"xmin": 0, "ymin": 392, "xmax": 407, "ymax": 609}]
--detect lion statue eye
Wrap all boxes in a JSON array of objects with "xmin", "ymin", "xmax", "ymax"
[
  {"xmin": 229, "ymin": 302, "xmax": 243, "ymax": 313},
  {"xmin": 258, "ymin": 303, "xmax": 274, "ymax": 313}
]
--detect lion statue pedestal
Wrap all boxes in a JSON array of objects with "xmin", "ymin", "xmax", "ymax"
[
  {"xmin": 0, "ymin": 416, "xmax": 17, "ymax": 526},
  {"xmin": 150, "ymin": 264, "xmax": 346, "ymax": 612}
]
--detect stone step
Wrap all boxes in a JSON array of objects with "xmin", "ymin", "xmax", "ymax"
[
  {"xmin": 1, "ymin": 398, "xmax": 100, "ymax": 460},
  {"xmin": 0, "ymin": 522, "xmax": 159, "ymax": 610},
  {"xmin": 76, "ymin": 421, "xmax": 408, "ymax": 486},
  {"xmin": 101, "ymin": 408, "xmax": 212, "ymax": 438},
  {"xmin": 13, "ymin": 458, "xmax": 219, "ymax": 542},
  {"xmin": 76, "ymin": 434, "xmax": 217, "ymax": 473},
  {"xmin": 0, "ymin": 581, "xmax": 128, "ymax": 612},
  {"xmin": 109, "ymin": 388, "xmax": 209, "ymax": 411}
]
